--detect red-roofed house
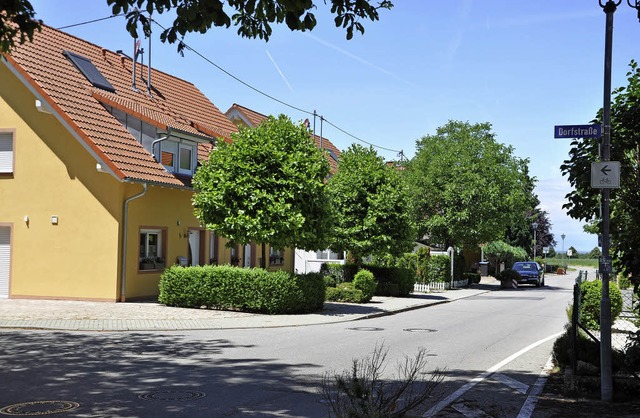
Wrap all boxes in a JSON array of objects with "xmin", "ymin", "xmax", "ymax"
[
  {"xmin": 0, "ymin": 25, "xmax": 244, "ymax": 301},
  {"xmin": 224, "ymin": 104, "xmax": 345, "ymax": 273}
]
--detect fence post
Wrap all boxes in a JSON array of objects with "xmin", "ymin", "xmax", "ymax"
[{"xmin": 572, "ymin": 281, "xmax": 580, "ymax": 375}]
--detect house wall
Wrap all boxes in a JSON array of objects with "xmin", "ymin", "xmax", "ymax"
[{"xmin": 0, "ymin": 63, "xmax": 123, "ymax": 301}]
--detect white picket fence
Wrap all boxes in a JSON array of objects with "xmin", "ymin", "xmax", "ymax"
[{"xmin": 413, "ymin": 279, "xmax": 469, "ymax": 293}]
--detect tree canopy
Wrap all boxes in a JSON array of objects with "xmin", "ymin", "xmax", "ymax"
[
  {"xmin": 561, "ymin": 60, "xmax": 640, "ymax": 278},
  {"xmin": 405, "ymin": 120, "xmax": 531, "ymax": 249},
  {"xmin": 1, "ymin": 0, "xmax": 394, "ymax": 54},
  {"xmin": 192, "ymin": 115, "xmax": 332, "ymax": 267},
  {"xmin": 327, "ymin": 144, "xmax": 415, "ymax": 263}
]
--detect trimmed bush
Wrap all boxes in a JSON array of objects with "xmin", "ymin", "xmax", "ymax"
[
  {"xmin": 158, "ymin": 265, "xmax": 325, "ymax": 314},
  {"xmin": 425, "ymin": 255, "xmax": 450, "ymax": 283},
  {"xmin": 497, "ymin": 269, "xmax": 521, "ymax": 288},
  {"xmin": 353, "ymin": 269, "xmax": 377, "ymax": 302},
  {"xmin": 362, "ymin": 264, "xmax": 415, "ymax": 297},
  {"xmin": 326, "ymin": 283, "xmax": 365, "ymax": 303},
  {"xmin": 579, "ymin": 280, "xmax": 623, "ymax": 330},
  {"xmin": 463, "ymin": 272, "xmax": 481, "ymax": 284}
]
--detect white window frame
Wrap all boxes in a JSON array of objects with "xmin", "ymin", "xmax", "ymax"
[
  {"xmin": 178, "ymin": 143, "xmax": 194, "ymax": 175},
  {"xmin": 0, "ymin": 130, "xmax": 15, "ymax": 174},
  {"xmin": 315, "ymin": 249, "xmax": 344, "ymax": 261},
  {"xmin": 139, "ymin": 228, "xmax": 162, "ymax": 259}
]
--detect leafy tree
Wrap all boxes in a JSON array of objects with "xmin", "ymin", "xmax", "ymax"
[
  {"xmin": 561, "ymin": 60, "xmax": 640, "ymax": 279},
  {"xmin": 1, "ymin": 0, "xmax": 394, "ymax": 54},
  {"xmin": 483, "ymin": 240, "xmax": 527, "ymax": 275},
  {"xmin": 405, "ymin": 120, "xmax": 531, "ymax": 249},
  {"xmin": 588, "ymin": 247, "xmax": 602, "ymax": 259},
  {"xmin": 327, "ymin": 144, "xmax": 415, "ymax": 264},
  {"xmin": 192, "ymin": 115, "xmax": 332, "ymax": 268}
]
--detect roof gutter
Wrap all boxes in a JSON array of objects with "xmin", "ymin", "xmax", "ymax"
[{"xmin": 120, "ymin": 183, "xmax": 148, "ymax": 302}]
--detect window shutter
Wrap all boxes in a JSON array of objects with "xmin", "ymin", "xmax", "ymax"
[
  {"xmin": 0, "ymin": 226, "xmax": 10, "ymax": 298},
  {"xmin": 0, "ymin": 132, "xmax": 14, "ymax": 173}
]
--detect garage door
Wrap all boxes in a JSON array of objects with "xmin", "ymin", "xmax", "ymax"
[{"xmin": 0, "ymin": 226, "xmax": 10, "ymax": 298}]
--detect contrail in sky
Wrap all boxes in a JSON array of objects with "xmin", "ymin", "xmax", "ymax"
[
  {"xmin": 265, "ymin": 50, "xmax": 294, "ymax": 93},
  {"xmin": 306, "ymin": 33, "xmax": 417, "ymax": 88}
]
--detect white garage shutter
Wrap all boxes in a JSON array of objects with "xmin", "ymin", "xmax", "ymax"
[{"xmin": 0, "ymin": 226, "xmax": 10, "ymax": 298}]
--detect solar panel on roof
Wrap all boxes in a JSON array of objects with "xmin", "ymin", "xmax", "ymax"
[{"xmin": 63, "ymin": 50, "xmax": 115, "ymax": 92}]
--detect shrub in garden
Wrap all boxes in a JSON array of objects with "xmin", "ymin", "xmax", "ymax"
[
  {"xmin": 158, "ymin": 265, "xmax": 325, "ymax": 314},
  {"xmin": 497, "ymin": 269, "xmax": 521, "ymax": 288},
  {"xmin": 426, "ymin": 255, "xmax": 450, "ymax": 283},
  {"xmin": 362, "ymin": 264, "xmax": 415, "ymax": 297},
  {"xmin": 352, "ymin": 269, "xmax": 377, "ymax": 302},
  {"xmin": 579, "ymin": 280, "xmax": 623, "ymax": 330},
  {"xmin": 326, "ymin": 282, "xmax": 365, "ymax": 303},
  {"xmin": 463, "ymin": 272, "xmax": 481, "ymax": 284}
]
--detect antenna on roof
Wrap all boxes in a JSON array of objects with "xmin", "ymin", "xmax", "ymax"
[
  {"xmin": 132, "ymin": 39, "xmax": 142, "ymax": 92},
  {"xmin": 147, "ymin": 14, "xmax": 152, "ymax": 97}
]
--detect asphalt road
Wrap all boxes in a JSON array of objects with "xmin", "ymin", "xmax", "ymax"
[{"xmin": 0, "ymin": 274, "xmax": 577, "ymax": 417}]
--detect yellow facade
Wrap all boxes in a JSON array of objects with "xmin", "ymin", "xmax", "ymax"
[{"xmin": 1, "ymin": 62, "xmax": 295, "ymax": 302}]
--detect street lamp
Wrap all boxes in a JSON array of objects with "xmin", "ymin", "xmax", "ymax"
[
  {"xmin": 561, "ymin": 233, "xmax": 566, "ymax": 269},
  {"xmin": 532, "ymin": 221, "xmax": 539, "ymax": 260}
]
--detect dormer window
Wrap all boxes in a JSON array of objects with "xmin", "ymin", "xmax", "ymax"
[{"xmin": 159, "ymin": 140, "xmax": 196, "ymax": 176}]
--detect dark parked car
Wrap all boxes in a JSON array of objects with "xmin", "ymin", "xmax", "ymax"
[{"xmin": 512, "ymin": 261, "xmax": 545, "ymax": 287}]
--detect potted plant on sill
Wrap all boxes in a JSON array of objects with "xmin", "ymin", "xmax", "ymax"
[
  {"xmin": 140, "ymin": 257, "xmax": 155, "ymax": 270},
  {"xmin": 154, "ymin": 257, "xmax": 165, "ymax": 269}
]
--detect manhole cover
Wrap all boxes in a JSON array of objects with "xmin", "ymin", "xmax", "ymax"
[
  {"xmin": 403, "ymin": 328, "xmax": 437, "ymax": 333},
  {"xmin": 347, "ymin": 327, "xmax": 384, "ymax": 332},
  {"xmin": 0, "ymin": 400, "xmax": 79, "ymax": 416},
  {"xmin": 138, "ymin": 391, "xmax": 206, "ymax": 401}
]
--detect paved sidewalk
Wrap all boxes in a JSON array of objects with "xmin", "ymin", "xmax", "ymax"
[{"xmin": 0, "ymin": 285, "xmax": 494, "ymax": 332}]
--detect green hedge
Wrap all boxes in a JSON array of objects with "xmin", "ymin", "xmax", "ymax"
[
  {"xmin": 326, "ymin": 283, "xmax": 365, "ymax": 303},
  {"xmin": 320, "ymin": 263, "xmax": 415, "ymax": 297},
  {"xmin": 580, "ymin": 280, "xmax": 623, "ymax": 330},
  {"xmin": 425, "ymin": 255, "xmax": 450, "ymax": 283},
  {"xmin": 353, "ymin": 269, "xmax": 377, "ymax": 302},
  {"xmin": 158, "ymin": 265, "xmax": 325, "ymax": 314}
]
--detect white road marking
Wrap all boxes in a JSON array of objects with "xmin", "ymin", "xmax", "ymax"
[
  {"xmin": 423, "ymin": 332, "xmax": 562, "ymax": 417},
  {"xmin": 517, "ymin": 356, "xmax": 554, "ymax": 418},
  {"xmin": 492, "ymin": 372, "xmax": 530, "ymax": 394}
]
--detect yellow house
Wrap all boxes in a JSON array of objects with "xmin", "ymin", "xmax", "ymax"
[{"xmin": 0, "ymin": 25, "xmax": 289, "ymax": 301}]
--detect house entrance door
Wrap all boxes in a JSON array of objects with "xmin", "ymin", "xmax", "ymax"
[
  {"xmin": 0, "ymin": 226, "xmax": 10, "ymax": 298},
  {"xmin": 188, "ymin": 230, "xmax": 200, "ymax": 266}
]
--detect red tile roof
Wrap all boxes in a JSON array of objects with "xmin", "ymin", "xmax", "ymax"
[
  {"xmin": 225, "ymin": 103, "xmax": 342, "ymax": 173},
  {"xmin": 3, "ymin": 25, "xmax": 237, "ymax": 187}
]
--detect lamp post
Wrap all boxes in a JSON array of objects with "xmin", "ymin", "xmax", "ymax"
[
  {"xmin": 561, "ymin": 233, "xmax": 566, "ymax": 269},
  {"xmin": 532, "ymin": 221, "xmax": 539, "ymax": 260}
]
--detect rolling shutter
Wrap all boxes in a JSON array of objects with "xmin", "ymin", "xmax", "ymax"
[
  {"xmin": 0, "ymin": 132, "xmax": 14, "ymax": 173},
  {"xmin": 0, "ymin": 226, "xmax": 10, "ymax": 298}
]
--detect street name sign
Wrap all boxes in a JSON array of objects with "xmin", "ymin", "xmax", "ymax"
[
  {"xmin": 591, "ymin": 161, "xmax": 620, "ymax": 189},
  {"xmin": 554, "ymin": 124, "xmax": 602, "ymax": 139},
  {"xmin": 599, "ymin": 256, "xmax": 613, "ymax": 274}
]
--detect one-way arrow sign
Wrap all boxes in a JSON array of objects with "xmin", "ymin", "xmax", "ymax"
[{"xmin": 591, "ymin": 161, "xmax": 620, "ymax": 189}]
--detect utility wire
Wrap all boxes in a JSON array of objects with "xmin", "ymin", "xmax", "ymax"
[
  {"xmin": 59, "ymin": 15, "xmax": 403, "ymax": 156},
  {"xmin": 56, "ymin": 14, "xmax": 124, "ymax": 30}
]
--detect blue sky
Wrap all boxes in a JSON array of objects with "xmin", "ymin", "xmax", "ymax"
[{"xmin": 28, "ymin": 0, "xmax": 640, "ymax": 252}]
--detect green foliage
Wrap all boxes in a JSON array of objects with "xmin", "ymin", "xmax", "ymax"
[
  {"xmin": 352, "ymin": 269, "xmax": 377, "ymax": 303},
  {"xmin": 193, "ymin": 115, "xmax": 332, "ymax": 262},
  {"xmin": 561, "ymin": 60, "xmax": 640, "ymax": 281},
  {"xmin": 158, "ymin": 265, "xmax": 325, "ymax": 314},
  {"xmin": 405, "ymin": 120, "xmax": 531, "ymax": 248},
  {"xmin": 588, "ymin": 247, "xmax": 602, "ymax": 258},
  {"xmin": 484, "ymin": 241, "xmax": 527, "ymax": 274},
  {"xmin": 327, "ymin": 144, "xmax": 416, "ymax": 263},
  {"xmin": 463, "ymin": 272, "xmax": 481, "ymax": 284},
  {"xmin": 624, "ymin": 331, "xmax": 640, "ymax": 376},
  {"xmin": 425, "ymin": 255, "xmax": 450, "ymax": 283},
  {"xmin": 0, "ymin": 0, "xmax": 41, "ymax": 54},
  {"xmin": 325, "ymin": 283, "xmax": 365, "ymax": 303},
  {"xmin": 552, "ymin": 325, "xmax": 624, "ymax": 372},
  {"xmin": 579, "ymin": 280, "xmax": 623, "ymax": 330},
  {"xmin": 322, "ymin": 263, "xmax": 414, "ymax": 297},
  {"xmin": 617, "ymin": 273, "xmax": 631, "ymax": 290}
]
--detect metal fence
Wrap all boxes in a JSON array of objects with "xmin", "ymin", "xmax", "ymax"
[{"xmin": 572, "ymin": 270, "xmax": 639, "ymax": 366}]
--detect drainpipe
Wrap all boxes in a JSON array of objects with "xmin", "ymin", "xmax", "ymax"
[
  {"xmin": 151, "ymin": 129, "xmax": 171, "ymax": 161},
  {"xmin": 120, "ymin": 183, "xmax": 148, "ymax": 302}
]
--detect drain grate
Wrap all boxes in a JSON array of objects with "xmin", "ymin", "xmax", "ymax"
[
  {"xmin": 403, "ymin": 328, "xmax": 437, "ymax": 333},
  {"xmin": 138, "ymin": 391, "xmax": 206, "ymax": 401},
  {"xmin": 0, "ymin": 400, "xmax": 80, "ymax": 416},
  {"xmin": 347, "ymin": 327, "xmax": 384, "ymax": 332}
]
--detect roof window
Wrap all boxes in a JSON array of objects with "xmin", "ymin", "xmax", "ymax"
[{"xmin": 63, "ymin": 50, "xmax": 115, "ymax": 92}]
